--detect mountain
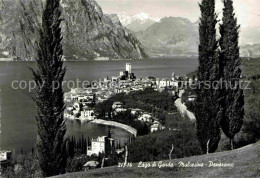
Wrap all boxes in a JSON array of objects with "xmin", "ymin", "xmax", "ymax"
[
  {"xmin": 134, "ymin": 17, "xmax": 199, "ymax": 57},
  {"xmin": 240, "ymin": 44, "xmax": 260, "ymax": 58},
  {"xmin": 0, "ymin": 0, "xmax": 148, "ymax": 61},
  {"xmin": 130, "ymin": 16, "xmax": 260, "ymax": 58},
  {"xmin": 117, "ymin": 12, "xmax": 160, "ymax": 32}
]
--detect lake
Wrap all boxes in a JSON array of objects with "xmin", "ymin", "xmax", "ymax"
[{"xmin": 0, "ymin": 58, "xmax": 198, "ymax": 152}]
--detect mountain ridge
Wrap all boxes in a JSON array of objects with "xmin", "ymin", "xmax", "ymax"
[
  {"xmin": 117, "ymin": 12, "xmax": 160, "ymax": 33},
  {"xmin": 134, "ymin": 16, "xmax": 199, "ymax": 57},
  {"xmin": 120, "ymin": 13, "xmax": 260, "ymax": 58},
  {"xmin": 0, "ymin": 0, "xmax": 148, "ymax": 61}
]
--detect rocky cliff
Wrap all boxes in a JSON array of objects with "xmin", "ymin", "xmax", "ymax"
[{"xmin": 0, "ymin": 0, "xmax": 148, "ymax": 60}]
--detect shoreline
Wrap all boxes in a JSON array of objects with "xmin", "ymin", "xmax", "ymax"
[{"xmin": 65, "ymin": 116, "xmax": 137, "ymax": 137}]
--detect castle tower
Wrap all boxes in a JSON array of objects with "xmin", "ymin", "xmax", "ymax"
[
  {"xmin": 126, "ymin": 63, "xmax": 132, "ymax": 74},
  {"xmin": 172, "ymin": 72, "xmax": 175, "ymax": 81}
]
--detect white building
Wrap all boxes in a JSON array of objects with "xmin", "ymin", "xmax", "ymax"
[
  {"xmin": 80, "ymin": 108, "xmax": 95, "ymax": 121},
  {"xmin": 130, "ymin": 108, "xmax": 143, "ymax": 115},
  {"xmin": 157, "ymin": 78, "xmax": 178, "ymax": 88},
  {"xmin": 87, "ymin": 136, "xmax": 106, "ymax": 156},
  {"xmin": 120, "ymin": 71, "xmax": 124, "ymax": 77},
  {"xmin": 0, "ymin": 151, "xmax": 11, "ymax": 175},
  {"xmin": 151, "ymin": 121, "xmax": 163, "ymax": 133},
  {"xmin": 188, "ymin": 95, "xmax": 197, "ymax": 101},
  {"xmin": 78, "ymin": 95, "xmax": 85, "ymax": 101},
  {"xmin": 126, "ymin": 63, "xmax": 132, "ymax": 74},
  {"xmin": 111, "ymin": 76, "xmax": 118, "ymax": 82},
  {"xmin": 138, "ymin": 113, "xmax": 153, "ymax": 122},
  {"xmin": 114, "ymin": 108, "xmax": 127, "ymax": 115},
  {"xmin": 0, "ymin": 151, "xmax": 11, "ymax": 161},
  {"xmin": 85, "ymin": 88, "xmax": 93, "ymax": 94},
  {"xmin": 112, "ymin": 102, "xmax": 124, "ymax": 110},
  {"xmin": 87, "ymin": 136, "xmax": 114, "ymax": 156}
]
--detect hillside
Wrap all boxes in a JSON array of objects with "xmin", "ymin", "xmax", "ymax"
[
  {"xmin": 126, "ymin": 15, "xmax": 260, "ymax": 58},
  {"xmin": 134, "ymin": 17, "xmax": 199, "ymax": 57},
  {"xmin": 0, "ymin": 0, "xmax": 148, "ymax": 60},
  {"xmin": 51, "ymin": 142, "xmax": 260, "ymax": 178}
]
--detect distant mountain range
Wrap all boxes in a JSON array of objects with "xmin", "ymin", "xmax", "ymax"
[
  {"xmin": 119, "ymin": 13, "xmax": 260, "ymax": 58},
  {"xmin": 1, "ymin": 0, "xmax": 259, "ymax": 60},
  {"xmin": 240, "ymin": 44, "xmax": 260, "ymax": 58},
  {"xmin": 117, "ymin": 12, "xmax": 160, "ymax": 33},
  {"xmin": 133, "ymin": 17, "xmax": 199, "ymax": 57},
  {"xmin": 0, "ymin": 0, "xmax": 148, "ymax": 61}
]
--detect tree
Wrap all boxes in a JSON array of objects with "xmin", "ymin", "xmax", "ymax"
[
  {"xmin": 31, "ymin": 0, "xmax": 67, "ymax": 176},
  {"xmin": 219, "ymin": 0, "xmax": 244, "ymax": 149},
  {"xmin": 195, "ymin": 0, "xmax": 221, "ymax": 154}
]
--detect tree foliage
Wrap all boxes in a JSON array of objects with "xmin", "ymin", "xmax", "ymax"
[
  {"xmin": 195, "ymin": 0, "xmax": 221, "ymax": 154},
  {"xmin": 219, "ymin": 0, "xmax": 244, "ymax": 149},
  {"xmin": 128, "ymin": 114, "xmax": 202, "ymax": 162},
  {"xmin": 31, "ymin": 0, "xmax": 67, "ymax": 176}
]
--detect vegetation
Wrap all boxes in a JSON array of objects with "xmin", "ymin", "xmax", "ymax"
[
  {"xmin": 112, "ymin": 110, "xmax": 151, "ymax": 136},
  {"xmin": 65, "ymin": 132, "xmax": 123, "ymax": 173},
  {"xmin": 195, "ymin": 0, "xmax": 221, "ymax": 153},
  {"xmin": 219, "ymin": 0, "xmax": 244, "ymax": 150},
  {"xmin": 94, "ymin": 88, "xmax": 177, "ymax": 134},
  {"xmin": 31, "ymin": 0, "xmax": 67, "ymax": 176},
  {"xmin": 127, "ymin": 113, "xmax": 202, "ymax": 162},
  {"xmin": 235, "ymin": 58, "xmax": 260, "ymax": 147},
  {"xmin": 51, "ymin": 141, "xmax": 260, "ymax": 178}
]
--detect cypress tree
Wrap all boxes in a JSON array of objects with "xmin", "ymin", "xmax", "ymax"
[
  {"xmin": 219, "ymin": 0, "xmax": 244, "ymax": 149},
  {"xmin": 195, "ymin": 0, "xmax": 221, "ymax": 153},
  {"xmin": 31, "ymin": 0, "xmax": 67, "ymax": 176}
]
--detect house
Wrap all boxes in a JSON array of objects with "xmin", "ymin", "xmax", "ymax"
[
  {"xmin": 85, "ymin": 88, "xmax": 93, "ymax": 94},
  {"xmin": 114, "ymin": 107, "xmax": 127, "ymax": 115},
  {"xmin": 0, "ymin": 151, "xmax": 11, "ymax": 175},
  {"xmin": 80, "ymin": 107, "xmax": 95, "ymax": 121},
  {"xmin": 87, "ymin": 136, "xmax": 114, "ymax": 156},
  {"xmin": 71, "ymin": 93, "xmax": 78, "ymax": 101},
  {"xmin": 111, "ymin": 76, "xmax": 118, "ymax": 82},
  {"xmin": 97, "ymin": 96, "xmax": 106, "ymax": 103},
  {"xmin": 67, "ymin": 106, "xmax": 74, "ymax": 112},
  {"xmin": 71, "ymin": 88, "xmax": 85, "ymax": 95},
  {"xmin": 112, "ymin": 102, "xmax": 124, "ymax": 110},
  {"xmin": 130, "ymin": 108, "xmax": 143, "ymax": 115},
  {"xmin": 64, "ymin": 92, "xmax": 71, "ymax": 101},
  {"xmin": 138, "ymin": 113, "xmax": 153, "ymax": 123},
  {"xmin": 188, "ymin": 95, "xmax": 197, "ymax": 101},
  {"xmin": 104, "ymin": 77, "xmax": 112, "ymax": 83},
  {"xmin": 78, "ymin": 95, "xmax": 85, "ymax": 101},
  {"xmin": 150, "ymin": 121, "xmax": 163, "ymax": 133}
]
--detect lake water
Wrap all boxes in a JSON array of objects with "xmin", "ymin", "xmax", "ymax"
[{"xmin": 0, "ymin": 58, "xmax": 198, "ymax": 152}]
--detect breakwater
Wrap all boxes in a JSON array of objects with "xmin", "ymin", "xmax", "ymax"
[{"xmin": 91, "ymin": 119, "xmax": 137, "ymax": 137}]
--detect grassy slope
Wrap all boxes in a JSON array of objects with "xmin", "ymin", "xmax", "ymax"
[{"xmin": 52, "ymin": 142, "xmax": 260, "ymax": 178}]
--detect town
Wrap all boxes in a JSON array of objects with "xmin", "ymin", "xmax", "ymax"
[{"xmin": 63, "ymin": 63, "xmax": 197, "ymax": 157}]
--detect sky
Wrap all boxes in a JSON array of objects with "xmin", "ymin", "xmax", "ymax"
[{"xmin": 96, "ymin": 0, "xmax": 260, "ymax": 28}]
